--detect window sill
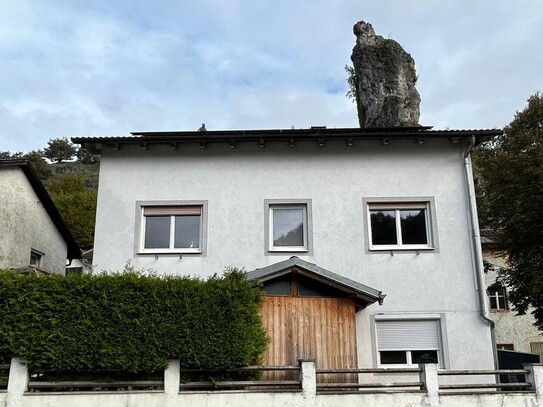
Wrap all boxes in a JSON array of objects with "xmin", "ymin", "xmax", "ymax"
[
  {"xmin": 369, "ymin": 246, "xmax": 435, "ymax": 253},
  {"xmin": 137, "ymin": 250, "xmax": 202, "ymax": 256},
  {"xmin": 268, "ymin": 248, "xmax": 309, "ymax": 253}
]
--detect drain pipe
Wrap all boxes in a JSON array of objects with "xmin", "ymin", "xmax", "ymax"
[{"xmin": 463, "ymin": 136, "xmax": 497, "ymax": 369}]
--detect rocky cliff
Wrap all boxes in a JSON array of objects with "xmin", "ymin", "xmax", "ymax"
[{"xmin": 351, "ymin": 21, "xmax": 421, "ymax": 127}]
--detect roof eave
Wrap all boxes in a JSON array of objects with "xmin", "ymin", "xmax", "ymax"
[
  {"xmin": 72, "ymin": 128, "xmax": 503, "ymax": 153},
  {"xmin": 246, "ymin": 257, "xmax": 385, "ymax": 307}
]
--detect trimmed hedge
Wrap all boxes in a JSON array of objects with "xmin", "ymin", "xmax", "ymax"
[{"xmin": 0, "ymin": 268, "xmax": 268, "ymax": 373}]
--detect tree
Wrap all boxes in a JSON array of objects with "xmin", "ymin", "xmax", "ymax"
[
  {"xmin": 48, "ymin": 174, "xmax": 97, "ymax": 249},
  {"xmin": 0, "ymin": 151, "xmax": 23, "ymax": 159},
  {"xmin": 474, "ymin": 93, "xmax": 543, "ymax": 329},
  {"xmin": 43, "ymin": 137, "xmax": 77, "ymax": 163},
  {"xmin": 23, "ymin": 150, "xmax": 52, "ymax": 179},
  {"xmin": 76, "ymin": 147, "xmax": 99, "ymax": 165}
]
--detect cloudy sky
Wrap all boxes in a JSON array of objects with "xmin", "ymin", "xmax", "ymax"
[{"xmin": 0, "ymin": 1, "xmax": 541, "ymax": 152}]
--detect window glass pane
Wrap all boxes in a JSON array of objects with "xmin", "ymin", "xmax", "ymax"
[
  {"xmin": 145, "ymin": 216, "xmax": 171, "ymax": 248},
  {"xmin": 400, "ymin": 209, "xmax": 428, "ymax": 244},
  {"xmin": 380, "ymin": 351, "xmax": 407, "ymax": 364},
  {"xmin": 273, "ymin": 208, "xmax": 304, "ymax": 247},
  {"xmin": 370, "ymin": 210, "xmax": 397, "ymax": 245},
  {"xmin": 298, "ymin": 275, "xmax": 345, "ymax": 297},
  {"xmin": 174, "ymin": 215, "xmax": 200, "ymax": 248},
  {"xmin": 30, "ymin": 253, "xmax": 40, "ymax": 266},
  {"xmin": 262, "ymin": 277, "xmax": 291, "ymax": 295},
  {"xmin": 412, "ymin": 350, "xmax": 438, "ymax": 364},
  {"xmin": 489, "ymin": 296, "xmax": 498, "ymax": 309}
]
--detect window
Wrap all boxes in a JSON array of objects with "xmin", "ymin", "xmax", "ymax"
[
  {"xmin": 29, "ymin": 250, "xmax": 43, "ymax": 267},
  {"xmin": 488, "ymin": 285, "xmax": 508, "ymax": 310},
  {"xmin": 139, "ymin": 204, "xmax": 205, "ymax": 254},
  {"xmin": 530, "ymin": 343, "xmax": 543, "ymax": 362},
  {"xmin": 375, "ymin": 318, "xmax": 443, "ymax": 367},
  {"xmin": 65, "ymin": 267, "xmax": 83, "ymax": 276},
  {"xmin": 265, "ymin": 200, "xmax": 312, "ymax": 253},
  {"xmin": 365, "ymin": 199, "xmax": 436, "ymax": 251},
  {"xmin": 497, "ymin": 343, "xmax": 515, "ymax": 351}
]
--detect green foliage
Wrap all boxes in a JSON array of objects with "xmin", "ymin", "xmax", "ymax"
[
  {"xmin": 0, "ymin": 151, "xmax": 23, "ymax": 159},
  {"xmin": 345, "ymin": 64, "xmax": 365, "ymax": 128},
  {"xmin": 76, "ymin": 147, "xmax": 99, "ymax": 165},
  {"xmin": 0, "ymin": 268, "xmax": 268, "ymax": 373},
  {"xmin": 43, "ymin": 137, "xmax": 77, "ymax": 163},
  {"xmin": 24, "ymin": 149, "xmax": 52, "ymax": 179},
  {"xmin": 473, "ymin": 92, "xmax": 543, "ymax": 329},
  {"xmin": 48, "ymin": 174, "xmax": 97, "ymax": 249}
]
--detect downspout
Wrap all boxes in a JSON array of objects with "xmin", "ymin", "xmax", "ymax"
[{"xmin": 463, "ymin": 136, "xmax": 498, "ymax": 369}]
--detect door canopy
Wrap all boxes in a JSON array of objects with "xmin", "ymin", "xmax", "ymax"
[{"xmin": 246, "ymin": 256, "xmax": 385, "ymax": 311}]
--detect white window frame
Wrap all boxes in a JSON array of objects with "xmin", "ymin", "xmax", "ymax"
[
  {"xmin": 488, "ymin": 285, "xmax": 508, "ymax": 311},
  {"xmin": 364, "ymin": 197, "xmax": 438, "ymax": 252},
  {"xmin": 269, "ymin": 204, "xmax": 308, "ymax": 252},
  {"xmin": 135, "ymin": 201, "xmax": 207, "ymax": 255},
  {"xmin": 264, "ymin": 199, "xmax": 313, "ymax": 255},
  {"xmin": 374, "ymin": 315, "xmax": 445, "ymax": 368}
]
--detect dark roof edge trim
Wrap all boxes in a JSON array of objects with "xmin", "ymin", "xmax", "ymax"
[{"xmin": 72, "ymin": 127, "xmax": 503, "ymax": 151}]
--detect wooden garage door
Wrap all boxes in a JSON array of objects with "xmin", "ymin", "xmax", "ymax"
[{"xmin": 260, "ymin": 296, "xmax": 358, "ymax": 383}]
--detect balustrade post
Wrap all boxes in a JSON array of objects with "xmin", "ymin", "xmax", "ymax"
[
  {"xmin": 299, "ymin": 359, "xmax": 316, "ymax": 396},
  {"xmin": 6, "ymin": 357, "xmax": 29, "ymax": 406},
  {"xmin": 164, "ymin": 359, "xmax": 181, "ymax": 395},
  {"xmin": 524, "ymin": 363, "xmax": 543, "ymax": 397},
  {"xmin": 420, "ymin": 363, "xmax": 439, "ymax": 406}
]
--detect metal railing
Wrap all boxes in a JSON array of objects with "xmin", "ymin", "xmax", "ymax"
[
  {"xmin": 316, "ymin": 367, "xmax": 423, "ymax": 393},
  {"xmin": 179, "ymin": 365, "xmax": 301, "ymax": 392},
  {"xmin": 438, "ymin": 369, "xmax": 532, "ymax": 393}
]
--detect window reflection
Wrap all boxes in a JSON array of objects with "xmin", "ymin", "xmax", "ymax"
[
  {"xmin": 400, "ymin": 209, "xmax": 427, "ymax": 244},
  {"xmin": 144, "ymin": 216, "xmax": 170, "ymax": 248},
  {"xmin": 370, "ymin": 210, "xmax": 397, "ymax": 245},
  {"xmin": 273, "ymin": 208, "xmax": 304, "ymax": 247}
]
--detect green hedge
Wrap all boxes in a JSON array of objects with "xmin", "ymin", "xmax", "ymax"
[{"xmin": 0, "ymin": 268, "xmax": 268, "ymax": 373}]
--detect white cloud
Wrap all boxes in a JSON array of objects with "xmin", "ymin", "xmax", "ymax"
[{"xmin": 0, "ymin": 0, "xmax": 542, "ymax": 151}]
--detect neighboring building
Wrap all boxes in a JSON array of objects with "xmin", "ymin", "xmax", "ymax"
[
  {"xmin": 481, "ymin": 230, "xmax": 543, "ymax": 361},
  {"xmin": 74, "ymin": 126, "xmax": 501, "ymax": 375},
  {"xmin": 65, "ymin": 248, "xmax": 93, "ymax": 275},
  {"xmin": 0, "ymin": 159, "xmax": 80, "ymax": 274}
]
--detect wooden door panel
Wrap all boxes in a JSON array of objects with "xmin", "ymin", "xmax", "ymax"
[{"xmin": 260, "ymin": 296, "xmax": 357, "ymax": 383}]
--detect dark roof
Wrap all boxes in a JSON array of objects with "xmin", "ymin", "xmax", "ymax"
[
  {"xmin": 0, "ymin": 159, "xmax": 81, "ymax": 260},
  {"xmin": 72, "ymin": 126, "xmax": 502, "ymax": 153},
  {"xmin": 246, "ymin": 256, "xmax": 386, "ymax": 308}
]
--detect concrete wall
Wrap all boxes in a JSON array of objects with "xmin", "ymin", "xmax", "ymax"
[
  {"xmin": 0, "ymin": 167, "xmax": 67, "ymax": 274},
  {"xmin": 92, "ymin": 138, "xmax": 493, "ymax": 370}
]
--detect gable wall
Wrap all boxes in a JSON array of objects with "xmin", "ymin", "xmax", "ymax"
[{"xmin": 0, "ymin": 167, "xmax": 67, "ymax": 274}]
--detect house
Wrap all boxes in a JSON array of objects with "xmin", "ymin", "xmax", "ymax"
[
  {"xmin": 73, "ymin": 126, "xmax": 502, "ymax": 375},
  {"xmin": 481, "ymin": 229, "xmax": 543, "ymax": 361},
  {"xmin": 0, "ymin": 159, "xmax": 80, "ymax": 274},
  {"xmin": 65, "ymin": 248, "xmax": 93, "ymax": 275}
]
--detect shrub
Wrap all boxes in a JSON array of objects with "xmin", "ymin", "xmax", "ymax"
[{"xmin": 0, "ymin": 268, "xmax": 267, "ymax": 373}]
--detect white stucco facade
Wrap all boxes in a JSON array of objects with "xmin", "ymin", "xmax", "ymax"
[
  {"xmin": 0, "ymin": 167, "xmax": 68, "ymax": 274},
  {"xmin": 90, "ymin": 135, "xmax": 494, "ymax": 371}
]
